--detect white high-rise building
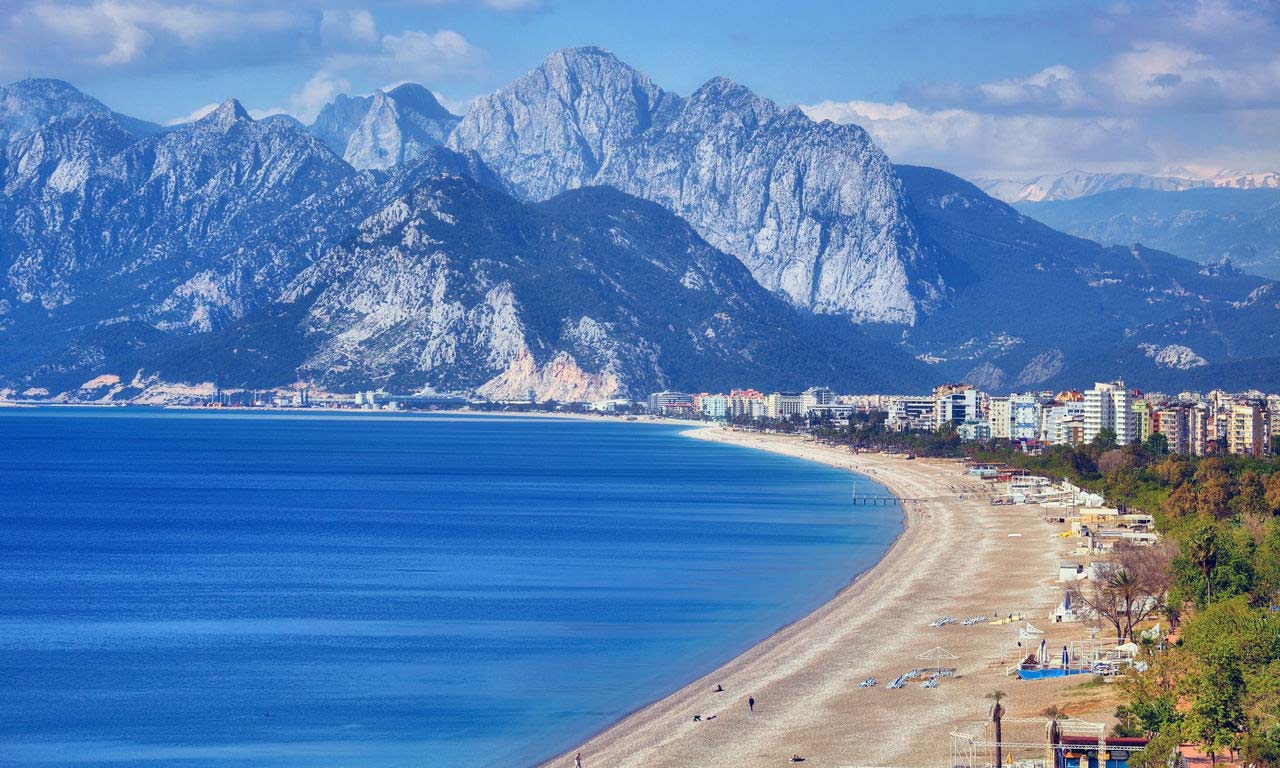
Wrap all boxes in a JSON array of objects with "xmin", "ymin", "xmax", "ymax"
[
  {"xmin": 987, "ymin": 396, "xmax": 1012, "ymax": 439},
  {"xmin": 934, "ymin": 385, "xmax": 978, "ymax": 429},
  {"xmin": 1083, "ymin": 380, "xmax": 1136, "ymax": 445},
  {"xmin": 1010, "ymin": 393, "xmax": 1044, "ymax": 441}
]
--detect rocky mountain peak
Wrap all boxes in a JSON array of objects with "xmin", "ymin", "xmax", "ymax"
[
  {"xmin": 385, "ymin": 83, "xmax": 455, "ymax": 120},
  {"xmin": 308, "ymin": 84, "xmax": 459, "ymax": 171},
  {"xmin": 201, "ymin": 98, "xmax": 252, "ymax": 129},
  {"xmin": 451, "ymin": 49, "xmax": 941, "ymax": 324},
  {"xmin": 1, "ymin": 78, "xmax": 112, "ymax": 143}
]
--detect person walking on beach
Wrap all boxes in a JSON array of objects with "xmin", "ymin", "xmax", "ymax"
[
  {"xmin": 575, "ymin": 752, "xmax": 582, "ymax": 768},
  {"xmin": 748, "ymin": 696, "xmax": 755, "ymax": 713}
]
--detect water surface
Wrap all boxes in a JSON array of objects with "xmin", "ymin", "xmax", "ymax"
[{"xmin": 0, "ymin": 409, "xmax": 901, "ymax": 767}]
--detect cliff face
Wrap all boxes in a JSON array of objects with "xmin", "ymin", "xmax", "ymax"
[
  {"xmin": 451, "ymin": 47, "xmax": 943, "ymax": 324},
  {"xmin": 264, "ymin": 178, "xmax": 930, "ymax": 397},
  {"xmin": 309, "ymin": 84, "xmax": 460, "ymax": 171}
]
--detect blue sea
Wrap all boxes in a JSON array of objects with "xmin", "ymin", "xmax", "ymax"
[{"xmin": 0, "ymin": 409, "xmax": 901, "ymax": 768}]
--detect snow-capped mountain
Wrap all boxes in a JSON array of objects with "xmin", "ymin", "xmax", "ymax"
[
  {"xmin": 309, "ymin": 84, "xmax": 460, "ymax": 171},
  {"xmin": 976, "ymin": 168, "xmax": 1280, "ymax": 203},
  {"xmin": 450, "ymin": 47, "xmax": 944, "ymax": 324}
]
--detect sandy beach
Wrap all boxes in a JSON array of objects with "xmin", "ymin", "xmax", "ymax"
[{"xmin": 541, "ymin": 425, "xmax": 1101, "ymax": 768}]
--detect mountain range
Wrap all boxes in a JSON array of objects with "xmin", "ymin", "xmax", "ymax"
[
  {"xmin": 1016, "ymin": 187, "xmax": 1280, "ymax": 281},
  {"xmin": 975, "ymin": 169, "xmax": 1280, "ymax": 204},
  {"xmin": 2, "ymin": 48, "xmax": 1280, "ymax": 402}
]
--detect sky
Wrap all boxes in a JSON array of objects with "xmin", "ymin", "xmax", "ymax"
[{"xmin": 2, "ymin": 0, "xmax": 1278, "ymax": 180}]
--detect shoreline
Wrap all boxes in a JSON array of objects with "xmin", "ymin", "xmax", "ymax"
[{"xmin": 539, "ymin": 425, "xmax": 1072, "ymax": 768}]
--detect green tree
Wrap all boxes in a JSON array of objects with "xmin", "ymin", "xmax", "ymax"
[
  {"xmin": 1189, "ymin": 646, "xmax": 1246, "ymax": 765},
  {"xmin": 1256, "ymin": 518, "xmax": 1280, "ymax": 606},
  {"xmin": 1092, "ymin": 427, "xmax": 1118, "ymax": 451},
  {"xmin": 1144, "ymin": 432, "xmax": 1169, "ymax": 456}
]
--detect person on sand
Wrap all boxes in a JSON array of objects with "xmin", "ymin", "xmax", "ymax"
[
  {"xmin": 693, "ymin": 714, "xmax": 702, "ymax": 722},
  {"xmin": 748, "ymin": 696, "xmax": 755, "ymax": 712},
  {"xmin": 575, "ymin": 752, "xmax": 582, "ymax": 768},
  {"xmin": 714, "ymin": 684, "xmax": 724, "ymax": 692},
  {"xmin": 790, "ymin": 754, "xmax": 805, "ymax": 763}
]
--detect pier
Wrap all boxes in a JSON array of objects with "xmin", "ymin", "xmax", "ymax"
[{"xmin": 850, "ymin": 494, "xmax": 920, "ymax": 506}]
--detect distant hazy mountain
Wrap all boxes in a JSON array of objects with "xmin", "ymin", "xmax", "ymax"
[
  {"xmin": 1017, "ymin": 187, "xmax": 1280, "ymax": 280},
  {"xmin": 309, "ymin": 84, "xmax": 460, "ymax": 171},
  {"xmin": 896, "ymin": 166, "xmax": 1280, "ymax": 391},
  {"xmin": 975, "ymin": 169, "xmax": 1280, "ymax": 203},
  {"xmin": 450, "ymin": 47, "xmax": 945, "ymax": 324}
]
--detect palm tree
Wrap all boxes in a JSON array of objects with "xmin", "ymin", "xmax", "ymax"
[
  {"xmin": 1041, "ymin": 705, "xmax": 1069, "ymax": 768},
  {"xmin": 987, "ymin": 690, "xmax": 1007, "ymax": 767}
]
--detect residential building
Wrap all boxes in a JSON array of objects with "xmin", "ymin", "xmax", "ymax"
[
  {"xmin": 1041, "ymin": 401, "xmax": 1086, "ymax": 445},
  {"xmin": 801, "ymin": 386, "xmax": 834, "ymax": 414},
  {"xmin": 934, "ymin": 384, "xmax": 977, "ymax": 429},
  {"xmin": 888, "ymin": 397, "xmax": 936, "ymax": 431},
  {"xmin": 766, "ymin": 392, "xmax": 804, "ymax": 420},
  {"xmin": 1083, "ymin": 380, "xmax": 1136, "ymax": 445},
  {"xmin": 1227, "ymin": 401, "xmax": 1272, "ymax": 457},
  {"xmin": 1011, "ymin": 393, "xmax": 1045, "ymax": 441},
  {"xmin": 648, "ymin": 391, "xmax": 694, "ymax": 416},
  {"xmin": 1190, "ymin": 402, "xmax": 1212, "ymax": 455},
  {"xmin": 987, "ymin": 396, "xmax": 1012, "ymax": 439},
  {"xmin": 728, "ymin": 389, "xmax": 767, "ymax": 420},
  {"xmin": 1131, "ymin": 399, "xmax": 1153, "ymax": 443},
  {"xmin": 1151, "ymin": 405, "xmax": 1191, "ymax": 455},
  {"xmin": 958, "ymin": 419, "xmax": 991, "ymax": 441},
  {"xmin": 693, "ymin": 393, "xmax": 728, "ymax": 421}
]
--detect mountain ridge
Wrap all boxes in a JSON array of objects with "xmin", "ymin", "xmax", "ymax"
[{"xmin": 449, "ymin": 46, "xmax": 945, "ymax": 325}]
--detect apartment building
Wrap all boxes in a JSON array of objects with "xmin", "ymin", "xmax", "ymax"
[
  {"xmin": 1084, "ymin": 380, "xmax": 1136, "ymax": 445},
  {"xmin": 1227, "ymin": 402, "xmax": 1272, "ymax": 457}
]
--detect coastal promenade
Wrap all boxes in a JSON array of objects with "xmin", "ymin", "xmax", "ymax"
[{"xmin": 542, "ymin": 426, "xmax": 1077, "ymax": 768}]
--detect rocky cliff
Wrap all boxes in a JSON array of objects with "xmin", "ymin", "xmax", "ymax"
[{"xmin": 451, "ymin": 47, "xmax": 944, "ymax": 324}]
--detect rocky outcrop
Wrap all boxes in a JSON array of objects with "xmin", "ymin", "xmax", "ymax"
[
  {"xmin": 268, "ymin": 178, "xmax": 930, "ymax": 397},
  {"xmin": 451, "ymin": 47, "xmax": 943, "ymax": 324},
  {"xmin": 309, "ymin": 84, "xmax": 460, "ymax": 170}
]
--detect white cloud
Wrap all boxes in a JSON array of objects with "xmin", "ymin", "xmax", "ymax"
[
  {"xmin": 290, "ymin": 71, "xmax": 354, "ymax": 123},
  {"xmin": 850, "ymin": 1, "xmax": 1280, "ymax": 177},
  {"xmin": 409, "ymin": 0, "xmax": 545, "ymax": 9},
  {"xmin": 380, "ymin": 29, "xmax": 485, "ymax": 77},
  {"xmin": 284, "ymin": 25, "xmax": 486, "ymax": 123},
  {"xmin": 320, "ymin": 9, "xmax": 379, "ymax": 49},
  {"xmin": 164, "ymin": 101, "xmax": 220, "ymax": 125},
  {"xmin": 802, "ymin": 100, "xmax": 1154, "ymax": 179},
  {"xmin": 15, "ymin": 1, "xmax": 308, "ymax": 68}
]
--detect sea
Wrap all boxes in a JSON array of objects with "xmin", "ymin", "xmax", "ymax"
[{"xmin": 0, "ymin": 408, "xmax": 902, "ymax": 768}]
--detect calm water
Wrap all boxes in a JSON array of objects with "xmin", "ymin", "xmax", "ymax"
[{"xmin": 0, "ymin": 409, "xmax": 901, "ymax": 768}]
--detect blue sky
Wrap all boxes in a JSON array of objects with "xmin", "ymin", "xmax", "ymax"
[{"xmin": 2, "ymin": 0, "xmax": 1277, "ymax": 179}]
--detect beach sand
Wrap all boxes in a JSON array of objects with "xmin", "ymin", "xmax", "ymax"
[{"xmin": 541, "ymin": 426, "xmax": 1099, "ymax": 768}]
